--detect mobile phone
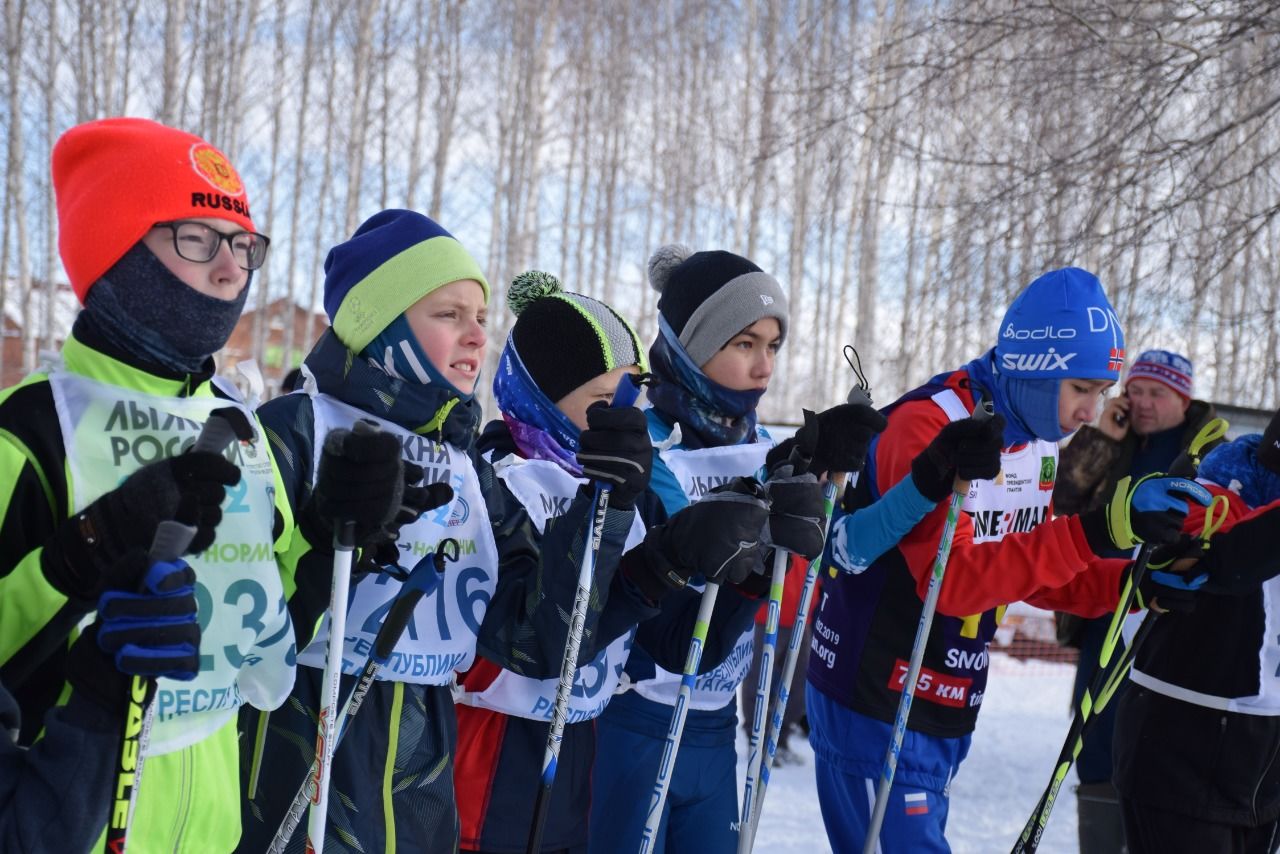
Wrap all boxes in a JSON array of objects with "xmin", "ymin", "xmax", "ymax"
[{"xmin": 1113, "ymin": 392, "xmax": 1129, "ymax": 427}]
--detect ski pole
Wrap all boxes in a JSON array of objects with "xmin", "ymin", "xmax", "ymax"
[
  {"xmin": 105, "ymin": 405, "xmax": 254, "ymax": 853},
  {"xmin": 639, "ymin": 579, "xmax": 720, "ymax": 854},
  {"xmin": 1012, "ymin": 418, "xmax": 1229, "ymax": 853},
  {"xmin": 269, "ymin": 539, "xmax": 456, "ymax": 854},
  {"xmin": 741, "ymin": 380, "xmax": 873, "ymax": 854},
  {"xmin": 307, "ymin": 418, "xmax": 383, "ymax": 854},
  {"xmin": 739, "ymin": 412, "xmax": 819, "ymax": 846},
  {"xmin": 737, "ymin": 548, "xmax": 789, "ymax": 847},
  {"xmin": 863, "ymin": 394, "xmax": 994, "ymax": 854},
  {"xmin": 526, "ymin": 372, "xmax": 643, "ymax": 854}
]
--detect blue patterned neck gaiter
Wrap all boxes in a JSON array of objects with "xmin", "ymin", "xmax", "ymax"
[
  {"xmin": 492, "ymin": 340, "xmax": 583, "ymax": 475},
  {"xmin": 362, "ymin": 314, "xmax": 475, "ymax": 400},
  {"xmin": 646, "ymin": 317, "xmax": 764, "ymax": 449}
]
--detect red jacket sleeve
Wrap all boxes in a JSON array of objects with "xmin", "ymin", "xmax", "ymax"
[
  {"xmin": 1184, "ymin": 483, "xmax": 1280, "ymax": 533},
  {"xmin": 878, "ymin": 375, "xmax": 1121, "ymax": 619}
]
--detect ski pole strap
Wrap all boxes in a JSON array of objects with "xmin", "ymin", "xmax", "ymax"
[{"xmin": 375, "ymin": 542, "xmax": 453, "ymax": 661}]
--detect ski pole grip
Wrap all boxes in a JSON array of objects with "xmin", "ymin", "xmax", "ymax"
[
  {"xmin": 847, "ymin": 386, "xmax": 872, "ymax": 407},
  {"xmin": 952, "ymin": 393, "xmax": 995, "ymax": 496},
  {"xmin": 149, "ymin": 408, "xmax": 253, "ymax": 563},
  {"xmin": 192, "ymin": 406, "xmax": 254, "ymax": 455},
  {"xmin": 612, "ymin": 371, "xmax": 643, "ymax": 409}
]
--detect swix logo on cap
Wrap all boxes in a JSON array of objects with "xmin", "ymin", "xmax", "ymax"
[
  {"xmin": 1000, "ymin": 348, "xmax": 1077, "ymax": 373},
  {"xmin": 189, "ymin": 143, "xmax": 245, "ymax": 196}
]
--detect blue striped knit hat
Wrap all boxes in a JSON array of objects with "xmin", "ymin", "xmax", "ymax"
[{"xmin": 323, "ymin": 209, "xmax": 489, "ymax": 353}]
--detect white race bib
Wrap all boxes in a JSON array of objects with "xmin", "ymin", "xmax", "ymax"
[
  {"xmin": 453, "ymin": 456, "xmax": 643, "ymax": 721},
  {"xmin": 296, "ymin": 396, "xmax": 499, "ymax": 684},
  {"xmin": 50, "ymin": 368, "xmax": 294, "ymax": 755},
  {"xmin": 632, "ymin": 427, "xmax": 770, "ymax": 711}
]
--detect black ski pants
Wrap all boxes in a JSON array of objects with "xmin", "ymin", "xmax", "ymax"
[{"xmin": 1121, "ymin": 798, "xmax": 1280, "ymax": 854}]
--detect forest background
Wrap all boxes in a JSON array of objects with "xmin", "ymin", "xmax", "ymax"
[{"xmin": 1, "ymin": 0, "xmax": 1277, "ymax": 420}]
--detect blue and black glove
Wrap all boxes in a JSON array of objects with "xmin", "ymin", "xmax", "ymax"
[
  {"xmin": 1080, "ymin": 474, "xmax": 1213, "ymax": 555},
  {"xmin": 64, "ymin": 549, "xmax": 201, "ymax": 711},
  {"xmin": 1135, "ymin": 536, "xmax": 1208, "ymax": 612}
]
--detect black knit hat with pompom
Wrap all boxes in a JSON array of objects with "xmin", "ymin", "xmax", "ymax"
[{"xmin": 506, "ymin": 270, "xmax": 646, "ymax": 402}]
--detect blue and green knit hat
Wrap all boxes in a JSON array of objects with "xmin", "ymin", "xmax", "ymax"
[
  {"xmin": 506, "ymin": 271, "xmax": 646, "ymax": 401},
  {"xmin": 323, "ymin": 209, "xmax": 489, "ymax": 353}
]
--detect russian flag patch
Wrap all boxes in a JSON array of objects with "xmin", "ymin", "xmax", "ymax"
[{"xmin": 904, "ymin": 792, "xmax": 929, "ymax": 816}]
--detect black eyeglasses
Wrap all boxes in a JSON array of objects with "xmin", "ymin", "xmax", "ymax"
[{"xmin": 153, "ymin": 220, "xmax": 270, "ymax": 270}]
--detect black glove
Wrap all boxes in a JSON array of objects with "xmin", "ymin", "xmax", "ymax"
[
  {"xmin": 733, "ymin": 548, "xmax": 795, "ymax": 598},
  {"xmin": 356, "ymin": 461, "xmax": 455, "ymax": 575},
  {"xmin": 1136, "ymin": 568, "xmax": 1203, "ymax": 614},
  {"xmin": 623, "ymin": 477, "xmax": 771, "ymax": 601},
  {"xmin": 576, "ymin": 403, "xmax": 653, "ymax": 511},
  {"xmin": 64, "ymin": 550, "xmax": 201, "ymax": 710},
  {"xmin": 766, "ymin": 404, "xmax": 888, "ymax": 476},
  {"xmin": 301, "ymin": 425, "xmax": 406, "ymax": 553},
  {"xmin": 42, "ymin": 451, "xmax": 240, "ymax": 601},
  {"xmin": 1079, "ymin": 475, "xmax": 1213, "ymax": 555},
  {"xmin": 763, "ymin": 470, "xmax": 826, "ymax": 560},
  {"xmin": 910, "ymin": 415, "xmax": 1007, "ymax": 503},
  {"xmin": 1197, "ymin": 507, "xmax": 1280, "ymax": 595}
]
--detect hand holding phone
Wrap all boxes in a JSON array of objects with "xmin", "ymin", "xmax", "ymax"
[{"xmin": 1099, "ymin": 393, "xmax": 1131, "ymax": 440}]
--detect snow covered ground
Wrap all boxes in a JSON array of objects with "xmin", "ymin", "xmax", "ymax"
[{"xmin": 743, "ymin": 652, "xmax": 1079, "ymax": 853}]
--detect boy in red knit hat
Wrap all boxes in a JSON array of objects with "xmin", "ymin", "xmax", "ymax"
[{"xmin": 0, "ymin": 117, "xmax": 403, "ymax": 851}]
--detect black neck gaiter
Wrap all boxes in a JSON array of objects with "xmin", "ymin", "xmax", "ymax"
[{"xmin": 81, "ymin": 243, "xmax": 250, "ymax": 374}]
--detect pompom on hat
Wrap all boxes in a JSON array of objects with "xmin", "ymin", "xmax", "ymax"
[
  {"xmin": 505, "ymin": 270, "xmax": 645, "ymax": 402},
  {"xmin": 52, "ymin": 117, "xmax": 257, "ymax": 303}
]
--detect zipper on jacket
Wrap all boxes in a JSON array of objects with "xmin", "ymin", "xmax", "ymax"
[{"xmin": 1251, "ymin": 722, "xmax": 1280, "ymax": 824}]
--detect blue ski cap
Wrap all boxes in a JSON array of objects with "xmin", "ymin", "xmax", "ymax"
[{"xmin": 996, "ymin": 267, "xmax": 1125, "ymax": 381}]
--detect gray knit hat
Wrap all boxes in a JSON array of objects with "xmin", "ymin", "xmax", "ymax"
[{"xmin": 648, "ymin": 244, "xmax": 789, "ymax": 367}]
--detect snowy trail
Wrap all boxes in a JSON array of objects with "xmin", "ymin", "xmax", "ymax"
[{"xmin": 741, "ymin": 653, "xmax": 1079, "ymax": 853}]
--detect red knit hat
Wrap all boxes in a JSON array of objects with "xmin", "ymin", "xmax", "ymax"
[{"xmin": 52, "ymin": 117, "xmax": 256, "ymax": 303}]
